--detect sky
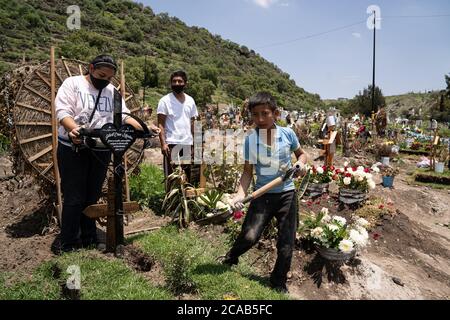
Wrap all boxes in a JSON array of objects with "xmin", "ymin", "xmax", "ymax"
[{"xmin": 140, "ymin": 0, "xmax": 450, "ymax": 99}]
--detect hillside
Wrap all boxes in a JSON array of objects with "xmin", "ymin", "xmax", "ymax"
[
  {"xmin": 0, "ymin": 0, "xmax": 321, "ymax": 110},
  {"xmin": 325, "ymin": 91, "xmax": 447, "ymax": 120},
  {"xmin": 384, "ymin": 91, "xmax": 441, "ymax": 119}
]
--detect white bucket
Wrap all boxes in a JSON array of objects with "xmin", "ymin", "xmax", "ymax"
[
  {"xmin": 381, "ymin": 157, "xmax": 390, "ymax": 166},
  {"xmin": 435, "ymin": 162, "xmax": 445, "ymax": 174}
]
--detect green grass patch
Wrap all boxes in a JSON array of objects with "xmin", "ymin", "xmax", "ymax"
[
  {"xmin": 0, "ymin": 251, "xmax": 173, "ymax": 300},
  {"xmin": 132, "ymin": 226, "xmax": 289, "ymax": 300},
  {"xmin": 405, "ymin": 169, "xmax": 450, "ymax": 190},
  {"xmin": 129, "ymin": 164, "xmax": 165, "ymax": 212}
]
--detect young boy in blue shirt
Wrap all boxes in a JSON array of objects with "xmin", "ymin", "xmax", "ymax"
[{"xmin": 222, "ymin": 92, "xmax": 308, "ymax": 293}]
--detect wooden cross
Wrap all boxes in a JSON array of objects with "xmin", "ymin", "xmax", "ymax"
[
  {"xmin": 83, "ymin": 178, "xmax": 140, "ymax": 252},
  {"xmin": 318, "ymin": 128, "xmax": 337, "ymax": 167},
  {"xmin": 430, "ymin": 130, "xmax": 440, "ymax": 171}
]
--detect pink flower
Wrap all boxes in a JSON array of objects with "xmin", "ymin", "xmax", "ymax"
[
  {"xmin": 233, "ymin": 211, "xmax": 244, "ymax": 220},
  {"xmin": 372, "ymin": 233, "xmax": 381, "ymax": 240},
  {"xmin": 364, "ymin": 168, "xmax": 370, "ymax": 173},
  {"xmin": 352, "ymin": 167, "xmax": 357, "ymax": 172}
]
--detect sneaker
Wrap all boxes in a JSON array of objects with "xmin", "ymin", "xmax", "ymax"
[
  {"xmin": 269, "ymin": 281, "xmax": 289, "ymax": 294},
  {"xmin": 217, "ymin": 255, "xmax": 238, "ymax": 266}
]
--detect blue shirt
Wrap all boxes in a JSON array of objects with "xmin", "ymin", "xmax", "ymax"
[{"xmin": 244, "ymin": 125, "xmax": 300, "ymax": 193}]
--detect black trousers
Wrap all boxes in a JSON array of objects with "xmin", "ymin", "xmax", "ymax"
[
  {"xmin": 163, "ymin": 144, "xmax": 193, "ymax": 190},
  {"xmin": 57, "ymin": 144, "xmax": 111, "ymax": 250},
  {"xmin": 226, "ymin": 190, "xmax": 298, "ymax": 287}
]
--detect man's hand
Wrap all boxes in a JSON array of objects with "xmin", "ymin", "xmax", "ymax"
[
  {"xmin": 68, "ymin": 127, "xmax": 82, "ymax": 145},
  {"xmin": 161, "ymin": 143, "xmax": 171, "ymax": 158},
  {"xmin": 149, "ymin": 124, "xmax": 161, "ymax": 134}
]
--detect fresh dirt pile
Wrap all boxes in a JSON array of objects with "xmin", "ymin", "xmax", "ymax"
[{"xmin": 0, "ymin": 173, "xmax": 57, "ymax": 275}]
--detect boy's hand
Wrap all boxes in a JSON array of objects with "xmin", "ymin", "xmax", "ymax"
[
  {"xmin": 231, "ymin": 195, "xmax": 245, "ymax": 211},
  {"xmin": 293, "ymin": 161, "xmax": 307, "ymax": 178}
]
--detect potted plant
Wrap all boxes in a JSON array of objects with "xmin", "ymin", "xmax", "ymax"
[
  {"xmin": 305, "ymin": 165, "xmax": 334, "ymax": 197},
  {"xmin": 379, "ymin": 165, "xmax": 399, "ymax": 188},
  {"xmin": 434, "ymin": 145, "xmax": 449, "ymax": 174},
  {"xmin": 299, "ymin": 208, "xmax": 370, "ymax": 261},
  {"xmin": 334, "ymin": 163, "xmax": 377, "ymax": 205},
  {"xmin": 377, "ymin": 142, "xmax": 393, "ymax": 165}
]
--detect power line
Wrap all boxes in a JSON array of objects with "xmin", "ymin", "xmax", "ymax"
[
  {"xmin": 255, "ymin": 20, "xmax": 366, "ymax": 49},
  {"xmin": 384, "ymin": 14, "xmax": 450, "ymax": 18},
  {"xmin": 255, "ymin": 14, "xmax": 450, "ymax": 49}
]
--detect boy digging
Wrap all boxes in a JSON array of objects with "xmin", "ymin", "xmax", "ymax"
[{"xmin": 222, "ymin": 92, "xmax": 308, "ymax": 293}]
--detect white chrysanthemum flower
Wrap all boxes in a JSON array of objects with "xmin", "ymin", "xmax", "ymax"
[
  {"xmin": 349, "ymin": 229, "xmax": 367, "ymax": 247},
  {"xmin": 216, "ymin": 201, "xmax": 230, "ymax": 210},
  {"xmin": 356, "ymin": 217, "xmax": 369, "ymax": 228},
  {"xmin": 311, "ymin": 227, "xmax": 324, "ymax": 238},
  {"xmin": 368, "ymin": 180, "xmax": 376, "ymax": 189},
  {"xmin": 332, "ymin": 216, "xmax": 347, "ymax": 225},
  {"xmin": 371, "ymin": 166, "xmax": 380, "ymax": 173},
  {"xmin": 344, "ymin": 161, "xmax": 349, "ymax": 167},
  {"xmin": 221, "ymin": 193, "xmax": 232, "ymax": 204},
  {"xmin": 339, "ymin": 239, "xmax": 354, "ymax": 253},
  {"xmin": 316, "ymin": 166, "xmax": 324, "ymax": 174},
  {"xmin": 343, "ymin": 177, "xmax": 352, "ymax": 185},
  {"xmin": 357, "ymin": 166, "xmax": 365, "ymax": 172},
  {"xmin": 321, "ymin": 207, "xmax": 329, "ymax": 215},
  {"xmin": 327, "ymin": 224, "xmax": 339, "ymax": 232},
  {"xmin": 356, "ymin": 226, "xmax": 369, "ymax": 240}
]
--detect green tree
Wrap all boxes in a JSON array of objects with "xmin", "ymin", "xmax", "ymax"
[
  {"xmin": 350, "ymin": 85, "xmax": 386, "ymax": 116},
  {"xmin": 445, "ymin": 73, "xmax": 450, "ymax": 98}
]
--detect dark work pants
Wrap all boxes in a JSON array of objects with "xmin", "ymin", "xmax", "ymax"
[
  {"xmin": 163, "ymin": 144, "xmax": 193, "ymax": 189},
  {"xmin": 226, "ymin": 190, "xmax": 298, "ymax": 287},
  {"xmin": 57, "ymin": 144, "xmax": 111, "ymax": 250}
]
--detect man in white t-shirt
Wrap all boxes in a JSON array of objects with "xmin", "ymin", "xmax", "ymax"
[{"xmin": 157, "ymin": 71, "xmax": 198, "ymax": 188}]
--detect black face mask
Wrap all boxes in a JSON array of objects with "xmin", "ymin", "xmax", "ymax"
[
  {"xmin": 171, "ymin": 85, "xmax": 185, "ymax": 94},
  {"xmin": 90, "ymin": 73, "xmax": 110, "ymax": 90}
]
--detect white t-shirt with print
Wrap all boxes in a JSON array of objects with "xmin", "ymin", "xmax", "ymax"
[
  {"xmin": 55, "ymin": 75, "xmax": 129, "ymax": 141},
  {"xmin": 157, "ymin": 93, "xmax": 198, "ymax": 145}
]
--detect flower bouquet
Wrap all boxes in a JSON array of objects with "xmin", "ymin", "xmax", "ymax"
[
  {"xmin": 305, "ymin": 165, "xmax": 334, "ymax": 197},
  {"xmin": 379, "ymin": 164, "xmax": 399, "ymax": 188},
  {"xmin": 194, "ymin": 190, "xmax": 233, "ymax": 225},
  {"xmin": 299, "ymin": 208, "xmax": 370, "ymax": 261},
  {"xmin": 334, "ymin": 163, "xmax": 377, "ymax": 205}
]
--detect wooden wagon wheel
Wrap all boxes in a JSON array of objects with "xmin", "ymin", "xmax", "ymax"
[{"xmin": 13, "ymin": 58, "xmax": 144, "ymax": 184}]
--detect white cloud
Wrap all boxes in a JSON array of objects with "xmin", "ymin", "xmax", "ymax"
[
  {"xmin": 253, "ymin": 0, "xmax": 278, "ymax": 9},
  {"xmin": 352, "ymin": 32, "xmax": 361, "ymax": 38}
]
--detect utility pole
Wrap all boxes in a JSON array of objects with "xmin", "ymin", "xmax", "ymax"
[
  {"xmin": 143, "ymin": 55, "xmax": 147, "ymax": 107},
  {"xmin": 371, "ymin": 10, "xmax": 376, "ymax": 113}
]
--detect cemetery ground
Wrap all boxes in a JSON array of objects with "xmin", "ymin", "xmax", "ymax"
[{"xmin": 0, "ymin": 146, "xmax": 449, "ymax": 300}]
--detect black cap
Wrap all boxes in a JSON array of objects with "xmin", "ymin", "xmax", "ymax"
[{"xmin": 90, "ymin": 55, "xmax": 117, "ymax": 71}]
